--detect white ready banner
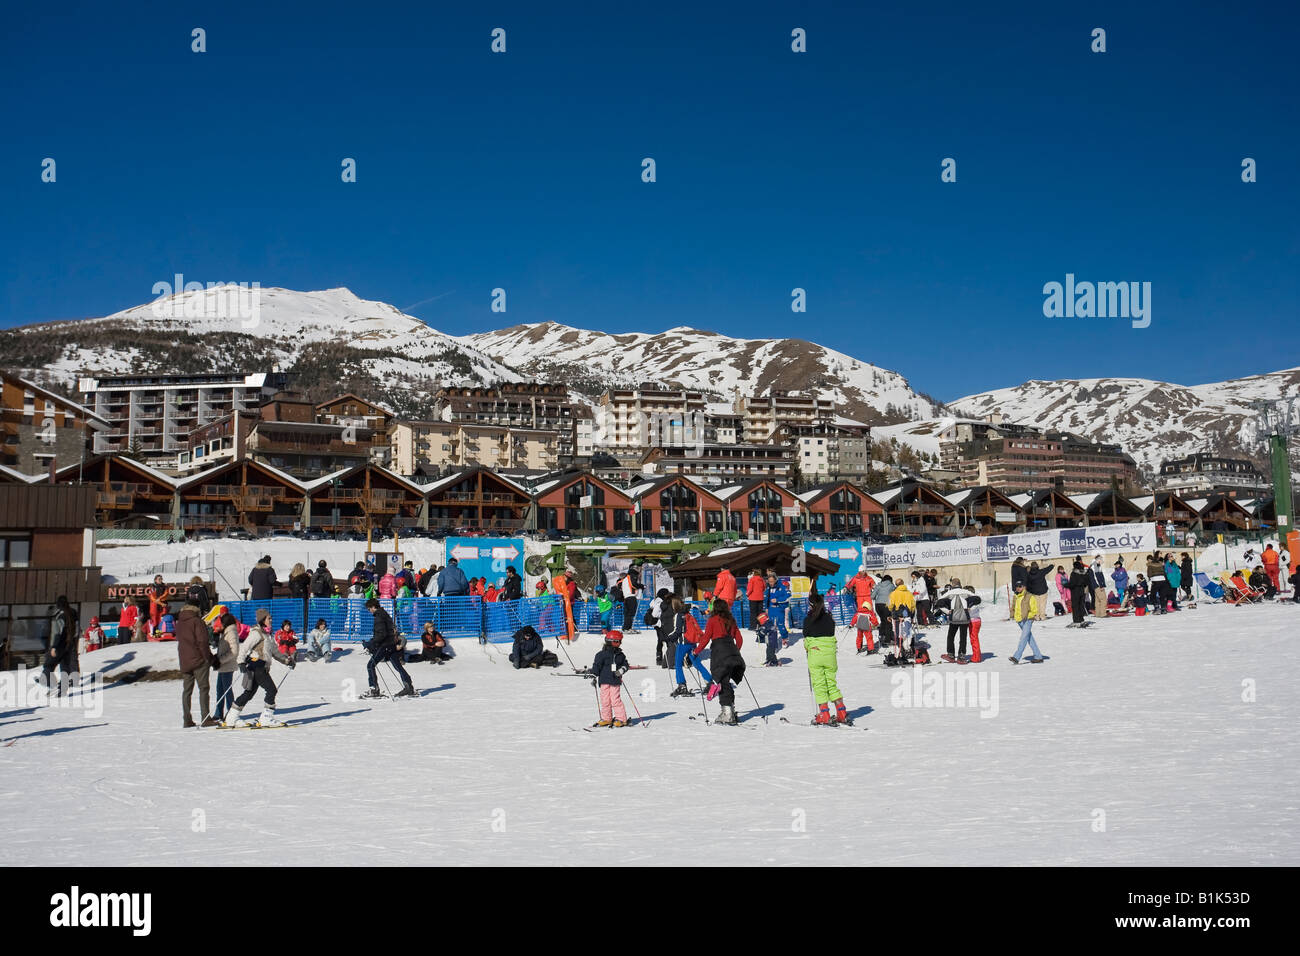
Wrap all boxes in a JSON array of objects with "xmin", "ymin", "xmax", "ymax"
[{"xmin": 862, "ymin": 523, "xmax": 1157, "ymax": 570}]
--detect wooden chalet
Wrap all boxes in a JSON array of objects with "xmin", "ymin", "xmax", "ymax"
[
  {"xmin": 421, "ymin": 466, "xmax": 532, "ymax": 532},
  {"xmin": 944, "ymin": 485, "xmax": 1023, "ymax": 534},
  {"xmin": 532, "ymin": 471, "xmax": 634, "ymax": 534},
  {"xmin": 625, "ymin": 475, "xmax": 727, "ymax": 535},
  {"xmin": 796, "ymin": 481, "xmax": 883, "ymax": 535},
  {"xmin": 714, "ymin": 479, "xmax": 800, "ymax": 536}
]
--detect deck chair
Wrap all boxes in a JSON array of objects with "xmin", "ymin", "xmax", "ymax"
[
  {"xmin": 1195, "ymin": 571, "xmax": 1224, "ymax": 601},
  {"xmin": 1219, "ymin": 572, "xmax": 1248, "ymax": 605}
]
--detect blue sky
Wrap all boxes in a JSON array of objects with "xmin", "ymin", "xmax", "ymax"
[{"xmin": 2, "ymin": 1, "xmax": 1296, "ymax": 400}]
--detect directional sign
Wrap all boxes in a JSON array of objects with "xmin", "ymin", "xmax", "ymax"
[
  {"xmin": 450, "ymin": 543, "xmax": 479, "ymax": 561},
  {"xmin": 445, "ymin": 537, "xmax": 526, "ymax": 589},
  {"xmin": 491, "ymin": 545, "xmax": 520, "ymax": 561}
]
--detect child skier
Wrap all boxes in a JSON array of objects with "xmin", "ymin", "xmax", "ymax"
[
  {"xmin": 853, "ymin": 598, "xmax": 879, "ymax": 655},
  {"xmin": 589, "ymin": 630, "xmax": 631, "ymax": 727},
  {"xmin": 595, "ymin": 585, "xmax": 614, "ymax": 630},
  {"xmin": 756, "ymin": 611, "xmax": 782, "ymax": 666},
  {"xmin": 222, "ymin": 609, "xmax": 295, "ymax": 728},
  {"xmin": 274, "ymin": 620, "xmax": 298, "ymax": 661},
  {"xmin": 763, "ymin": 573, "xmax": 791, "ymax": 648},
  {"xmin": 80, "ymin": 616, "xmax": 106, "ymax": 656},
  {"xmin": 306, "ymin": 618, "xmax": 332, "ymax": 662},
  {"xmin": 802, "ymin": 592, "xmax": 851, "ymax": 725}
]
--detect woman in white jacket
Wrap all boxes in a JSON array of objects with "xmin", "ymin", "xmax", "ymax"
[
  {"xmin": 213, "ymin": 612, "xmax": 241, "ymax": 723},
  {"xmin": 222, "ymin": 608, "xmax": 295, "ymax": 728},
  {"xmin": 909, "ymin": 571, "xmax": 932, "ymax": 626}
]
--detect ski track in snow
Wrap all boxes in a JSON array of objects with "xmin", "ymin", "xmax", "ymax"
[{"xmin": 3, "ymin": 596, "xmax": 1297, "ymax": 865}]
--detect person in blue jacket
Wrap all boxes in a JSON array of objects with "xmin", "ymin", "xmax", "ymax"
[
  {"xmin": 763, "ymin": 572, "xmax": 791, "ymax": 648},
  {"xmin": 1110, "ymin": 561, "xmax": 1129, "ymax": 603},
  {"xmin": 437, "ymin": 558, "xmax": 470, "ymax": 597}
]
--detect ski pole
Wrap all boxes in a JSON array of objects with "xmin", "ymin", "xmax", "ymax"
[
  {"xmin": 591, "ymin": 676, "xmax": 602, "ymax": 724},
  {"xmin": 373, "ymin": 654, "xmax": 395, "ymax": 697},
  {"xmin": 620, "ymin": 678, "xmax": 644, "ymax": 727},
  {"xmin": 554, "ymin": 631, "xmax": 579, "ymax": 671},
  {"xmin": 742, "ymin": 673, "xmax": 767, "ymax": 724},
  {"xmin": 688, "ymin": 665, "xmax": 710, "ymax": 725}
]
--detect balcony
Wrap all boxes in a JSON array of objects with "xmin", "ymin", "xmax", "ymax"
[{"xmin": 97, "ymin": 491, "xmax": 136, "ymax": 509}]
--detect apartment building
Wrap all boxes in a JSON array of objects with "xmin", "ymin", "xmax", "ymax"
[
  {"xmin": 640, "ymin": 442, "xmax": 795, "ymax": 485},
  {"xmin": 436, "ymin": 383, "xmax": 582, "ymax": 460},
  {"xmin": 595, "ymin": 386, "xmax": 709, "ymax": 450},
  {"xmin": 316, "ymin": 393, "xmax": 394, "ymax": 466},
  {"xmin": 1156, "ymin": 453, "xmax": 1269, "ymax": 498},
  {"xmin": 739, "ymin": 390, "xmax": 836, "ymax": 443},
  {"xmin": 1, "ymin": 373, "xmax": 107, "ymax": 476},
  {"xmin": 390, "ymin": 421, "xmax": 563, "ymax": 476},
  {"xmin": 79, "ymin": 371, "xmax": 287, "ymax": 467}
]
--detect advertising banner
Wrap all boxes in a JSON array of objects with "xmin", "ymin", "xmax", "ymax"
[
  {"xmin": 861, "ymin": 523, "xmax": 1157, "ymax": 570},
  {"xmin": 444, "ymin": 537, "xmax": 525, "ymax": 588}
]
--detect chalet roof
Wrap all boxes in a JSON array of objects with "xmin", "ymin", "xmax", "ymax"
[{"xmin": 668, "ymin": 542, "xmax": 840, "ymax": 582}]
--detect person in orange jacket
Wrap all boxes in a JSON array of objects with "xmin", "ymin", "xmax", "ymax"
[
  {"xmin": 1261, "ymin": 544, "xmax": 1281, "ymax": 593},
  {"xmin": 551, "ymin": 569, "xmax": 577, "ymax": 640},
  {"xmin": 147, "ymin": 575, "xmax": 168, "ymax": 630},
  {"xmin": 848, "ymin": 568, "xmax": 875, "ymax": 617},
  {"xmin": 745, "ymin": 569, "xmax": 765, "ymax": 630},
  {"xmin": 713, "ymin": 563, "xmax": 738, "ymax": 607}
]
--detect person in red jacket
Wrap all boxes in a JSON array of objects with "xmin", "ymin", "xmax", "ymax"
[
  {"xmin": 694, "ymin": 598, "xmax": 746, "ymax": 725},
  {"xmin": 147, "ymin": 575, "xmax": 168, "ymax": 630},
  {"xmin": 848, "ymin": 568, "xmax": 875, "ymax": 618},
  {"xmin": 713, "ymin": 564, "xmax": 737, "ymax": 608},
  {"xmin": 117, "ymin": 597, "xmax": 140, "ymax": 644},
  {"xmin": 484, "ymin": 583, "xmax": 499, "ymax": 602},
  {"xmin": 745, "ymin": 569, "xmax": 765, "ymax": 631}
]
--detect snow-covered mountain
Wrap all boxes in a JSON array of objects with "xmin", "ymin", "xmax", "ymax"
[
  {"xmin": 950, "ymin": 370, "xmax": 1300, "ymax": 475},
  {"xmin": 462, "ymin": 322, "xmax": 940, "ymax": 424},
  {"xmin": 6, "ymin": 287, "xmax": 523, "ymax": 418}
]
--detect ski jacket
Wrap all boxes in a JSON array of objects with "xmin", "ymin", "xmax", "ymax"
[
  {"xmin": 216, "ymin": 623, "xmax": 239, "ymax": 673},
  {"xmin": 871, "ymin": 579, "xmax": 895, "ymax": 604},
  {"xmin": 697, "ymin": 615, "xmax": 744, "ymax": 665},
  {"xmin": 1026, "ymin": 567, "xmax": 1050, "ymax": 596},
  {"xmin": 1262, "ymin": 548, "xmax": 1279, "ymax": 570},
  {"xmin": 764, "ymin": 581, "xmax": 790, "ymax": 608},
  {"xmin": 175, "ymin": 606, "xmax": 214, "ymax": 672},
  {"xmin": 590, "ymin": 644, "xmax": 630, "ymax": 686},
  {"xmin": 502, "ymin": 574, "xmax": 523, "ymax": 601},
  {"xmin": 1180, "ymin": 558, "xmax": 1194, "ymax": 584},
  {"xmin": 848, "ymin": 574, "xmax": 875, "ymax": 610},
  {"xmin": 1165, "ymin": 562, "xmax": 1181, "ymax": 589},
  {"xmin": 438, "ymin": 565, "xmax": 470, "ymax": 596},
  {"xmin": 274, "ymin": 627, "xmax": 298, "ymax": 657},
  {"xmin": 1111, "ymin": 567, "xmax": 1129, "ymax": 591},
  {"xmin": 369, "ymin": 606, "xmax": 398, "ymax": 653},
  {"xmin": 348, "ymin": 567, "xmax": 372, "ymax": 590},
  {"xmin": 1146, "ymin": 559, "xmax": 1165, "ymax": 582},
  {"xmin": 801, "ymin": 606, "xmax": 836, "ymax": 639},
  {"xmin": 935, "ymin": 588, "xmax": 980, "ymax": 624},
  {"xmin": 118, "ymin": 603, "xmax": 139, "ymax": 630},
  {"xmin": 484, "ymin": 586, "xmax": 498, "ymax": 602},
  {"xmin": 1089, "ymin": 565, "xmax": 1106, "ymax": 589},
  {"xmin": 746, "ymin": 574, "xmax": 765, "ymax": 601},
  {"xmin": 1011, "ymin": 591, "xmax": 1038, "ymax": 622},
  {"xmin": 1067, "ymin": 568, "xmax": 1090, "ymax": 595},
  {"xmin": 888, "ymin": 584, "xmax": 916, "ymax": 613},
  {"xmin": 310, "ymin": 567, "xmax": 335, "ymax": 598},
  {"xmin": 395, "ymin": 568, "xmax": 415, "ymax": 592},
  {"xmin": 186, "ymin": 583, "xmax": 212, "ymax": 616},
  {"xmin": 510, "ymin": 626, "xmax": 544, "ymax": 666},
  {"xmin": 1055, "ymin": 572, "xmax": 1068, "ymax": 597},
  {"xmin": 713, "ymin": 569, "xmax": 737, "ymax": 604},
  {"xmin": 237, "ymin": 625, "xmax": 292, "ymax": 668},
  {"xmin": 48, "ymin": 605, "xmax": 77, "ymax": 656},
  {"xmin": 1011, "ymin": 562, "xmax": 1028, "ymax": 591},
  {"xmin": 910, "ymin": 577, "xmax": 930, "ymax": 601},
  {"xmin": 248, "ymin": 562, "xmax": 278, "ymax": 601},
  {"xmin": 377, "ymin": 573, "xmax": 397, "ymax": 599}
]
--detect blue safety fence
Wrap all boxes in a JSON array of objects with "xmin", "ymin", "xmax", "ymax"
[{"xmin": 214, "ymin": 592, "xmax": 863, "ymax": 644}]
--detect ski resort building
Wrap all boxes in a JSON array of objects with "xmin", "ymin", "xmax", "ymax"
[
  {"xmin": 532, "ymin": 471, "xmax": 635, "ymax": 534},
  {"xmin": 624, "ymin": 475, "xmax": 728, "ymax": 535},
  {"xmin": 79, "ymin": 371, "xmax": 288, "ymax": 467},
  {"xmin": 1156, "ymin": 453, "xmax": 1270, "ymax": 498},
  {"xmin": 0, "ymin": 373, "xmax": 108, "ymax": 476},
  {"xmin": 873, "ymin": 481, "xmax": 959, "ymax": 537},
  {"xmin": 944, "ymin": 486, "xmax": 1025, "ymax": 534},
  {"xmin": 434, "ymin": 383, "xmax": 583, "ymax": 462},
  {"xmin": 714, "ymin": 480, "xmax": 802, "ymax": 537},
  {"xmin": 639, "ymin": 442, "xmax": 796, "ymax": 484},
  {"xmin": 389, "ymin": 421, "xmax": 564, "ymax": 476},
  {"xmin": 796, "ymin": 481, "xmax": 884, "ymax": 535},
  {"xmin": 419, "ymin": 466, "xmax": 533, "ymax": 533},
  {"xmin": 1011, "ymin": 489, "xmax": 1088, "ymax": 529}
]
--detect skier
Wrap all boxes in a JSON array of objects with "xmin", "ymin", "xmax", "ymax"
[
  {"xmin": 871, "ymin": 574, "xmax": 895, "ymax": 646},
  {"xmin": 1146, "ymin": 553, "xmax": 1168, "ymax": 614},
  {"xmin": 673, "ymin": 598, "xmax": 715, "ymax": 694},
  {"xmin": 222, "ymin": 608, "xmax": 295, "ymax": 728},
  {"xmin": 713, "ymin": 562, "xmax": 737, "ymax": 610},
  {"xmin": 360, "ymin": 598, "xmax": 415, "ymax": 698},
  {"xmin": 763, "ymin": 572, "xmax": 791, "ymax": 648},
  {"xmin": 802, "ymin": 591, "xmax": 851, "ymax": 726},
  {"xmin": 934, "ymin": 580, "xmax": 980, "ymax": 661},
  {"xmin": 117, "ymin": 596, "xmax": 140, "ymax": 645},
  {"xmin": 1008, "ymin": 581, "xmax": 1044, "ymax": 664},
  {"xmin": 853, "ymin": 596, "xmax": 879, "ymax": 654},
  {"xmin": 588, "ymin": 630, "xmax": 631, "ymax": 727},
  {"xmin": 755, "ymin": 611, "xmax": 783, "ymax": 665},
  {"xmin": 42, "ymin": 595, "xmax": 79, "ymax": 695},
  {"xmin": 594, "ymin": 585, "xmax": 614, "ymax": 630},
  {"xmin": 847, "ymin": 568, "xmax": 875, "ymax": 625},
  {"xmin": 650, "ymin": 587, "xmax": 673, "ymax": 666},
  {"xmin": 79, "ymin": 616, "xmax": 106, "ymax": 657},
  {"xmin": 1067, "ymin": 559, "xmax": 1091, "ymax": 625},
  {"xmin": 1054, "ymin": 565, "xmax": 1071, "ymax": 616},
  {"xmin": 888, "ymin": 576, "xmax": 916, "ymax": 651},
  {"xmin": 212, "ymin": 611, "xmax": 240, "ymax": 723},
  {"xmin": 1164, "ymin": 555, "xmax": 1182, "ymax": 610},
  {"xmin": 617, "ymin": 564, "xmax": 641, "ymax": 633},
  {"xmin": 696, "ymin": 599, "xmax": 746, "ymax": 725}
]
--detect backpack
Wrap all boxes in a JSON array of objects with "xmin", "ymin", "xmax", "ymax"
[
  {"xmin": 610, "ymin": 583, "xmax": 624, "ymax": 602},
  {"xmin": 311, "ymin": 568, "xmax": 333, "ymax": 597},
  {"xmin": 644, "ymin": 596, "xmax": 661, "ymax": 628},
  {"xmin": 186, "ymin": 583, "xmax": 211, "ymax": 615},
  {"xmin": 684, "ymin": 614, "xmax": 704, "ymax": 647}
]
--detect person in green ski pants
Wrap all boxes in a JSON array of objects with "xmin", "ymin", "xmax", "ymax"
[{"xmin": 802, "ymin": 592, "xmax": 851, "ymax": 726}]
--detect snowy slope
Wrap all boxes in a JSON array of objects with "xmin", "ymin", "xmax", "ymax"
[
  {"xmin": 951, "ymin": 370, "xmax": 1300, "ymax": 475},
  {"xmin": 464, "ymin": 322, "xmax": 941, "ymax": 425},
  {"xmin": 6, "ymin": 598, "xmax": 1297, "ymax": 865}
]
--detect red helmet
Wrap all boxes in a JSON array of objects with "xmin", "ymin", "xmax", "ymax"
[
  {"xmin": 757, "ymin": 613, "xmax": 769, "ymax": 625},
  {"xmin": 604, "ymin": 629, "xmax": 624, "ymax": 645}
]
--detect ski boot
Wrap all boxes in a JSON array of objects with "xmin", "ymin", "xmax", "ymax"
[
  {"xmin": 812, "ymin": 705, "xmax": 832, "ymax": 726},
  {"xmin": 834, "ymin": 699, "xmax": 852, "ymax": 726},
  {"xmin": 612, "ymin": 719, "xmax": 627, "ymax": 728},
  {"xmin": 395, "ymin": 684, "xmax": 417, "ymax": 698},
  {"xmin": 221, "ymin": 706, "xmax": 249, "ymax": 728},
  {"xmin": 670, "ymin": 683, "xmax": 691, "ymax": 698},
  {"xmin": 596, "ymin": 719, "xmax": 613, "ymax": 727},
  {"xmin": 254, "ymin": 707, "xmax": 285, "ymax": 728},
  {"xmin": 360, "ymin": 686, "xmax": 385, "ymax": 699},
  {"xmin": 717, "ymin": 705, "xmax": 738, "ymax": 725}
]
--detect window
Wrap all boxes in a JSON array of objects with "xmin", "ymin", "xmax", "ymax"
[{"xmin": 1, "ymin": 536, "xmax": 32, "ymax": 568}]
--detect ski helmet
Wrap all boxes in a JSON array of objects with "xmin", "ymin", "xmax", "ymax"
[{"xmin": 604, "ymin": 629, "xmax": 624, "ymax": 645}]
